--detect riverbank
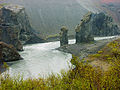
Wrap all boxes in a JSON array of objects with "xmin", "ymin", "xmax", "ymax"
[
  {"xmin": 57, "ymin": 36, "xmax": 120, "ymax": 59},
  {"xmin": 1, "ymin": 38, "xmax": 120, "ymax": 89},
  {"xmin": 0, "ymin": 36, "xmax": 119, "ymax": 78}
]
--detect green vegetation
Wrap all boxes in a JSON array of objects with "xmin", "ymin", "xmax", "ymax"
[
  {"xmin": 1, "ymin": 39, "xmax": 120, "ymax": 89},
  {"xmin": 45, "ymin": 34, "xmax": 59, "ymax": 40}
]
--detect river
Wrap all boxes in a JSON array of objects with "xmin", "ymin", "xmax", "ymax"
[{"xmin": 6, "ymin": 36, "xmax": 118, "ymax": 79}]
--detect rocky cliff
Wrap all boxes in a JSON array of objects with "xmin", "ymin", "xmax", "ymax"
[
  {"xmin": 91, "ymin": 12, "xmax": 120, "ymax": 36},
  {"xmin": 75, "ymin": 12, "xmax": 120, "ymax": 44},
  {"xmin": 0, "ymin": 4, "xmax": 45, "ymax": 51},
  {"xmin": 75, "ymin": 12, "xmax": 94, "ymax": 43},
  {"xmin": 0, "ymin": 42, "xmax": 21, "ymax": 62}
]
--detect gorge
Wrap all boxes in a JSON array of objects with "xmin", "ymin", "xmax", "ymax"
[{"xmin": 0, "ymin": 0, "xmax": 120, "ymax": 82}]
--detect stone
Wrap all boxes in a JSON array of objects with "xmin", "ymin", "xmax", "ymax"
[
  {"xmin": 60, "ymin": 26, "xmax": 68, "ymax": 46},
  {"xmin": 0, "ymin": 42, "xmax": 21, "ymax": 62}
]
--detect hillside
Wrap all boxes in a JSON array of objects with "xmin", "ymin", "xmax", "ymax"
[
  {"xmin": 100, "ymin": 0, "xmax": 120, "ymax": 26},
  {"xmin": 1, "ymin": 0, "xmax": 119, "ymax": 38},
  {"xmin": 1, "ymin": 0, "xmax": 101, "ymax": 37}
]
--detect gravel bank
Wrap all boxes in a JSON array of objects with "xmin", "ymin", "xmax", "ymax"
[{"xmin": 57, "ymin": 37, "xmax": 119, "ymax": 59}]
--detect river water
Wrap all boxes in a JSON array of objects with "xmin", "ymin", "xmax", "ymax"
[{"xmin": 6, "ymin": 36, "xmax": 118, "ymax": 79}]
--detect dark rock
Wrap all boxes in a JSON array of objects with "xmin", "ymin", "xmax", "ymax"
[
  {"xmin": 0, "ymin": 42, "xmax": 21, "ymax": 62},
  {"xmin": 0, "ymin": 4, "xmax": 45, "ymax": 50},
  {"xmin": 75, "ymin": 12, "xmax": 94, "ymax": 44},
  {"xmin": 91, "ymin": 12, "xmax": 120, "ymax": 36},
  {"xmin": 60, "ymin": 26, "xmax": 68, "ymax": 46},
  {"xmin": 0, "ymin": 25, "xmax": 23, "ymax": 51},
  {"xmin": 75, "ymin": 12, "xmax": 120, "ymax": 44}
]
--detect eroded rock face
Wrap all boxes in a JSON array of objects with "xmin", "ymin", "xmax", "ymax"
[
  {"xmin": 60, "ymin": 26, "xmax": 68, "ymax": 46},
  {"xmin": 0, "ymin": 4, "xmax": 45, "ymax": 50},
  {"xmin": 75, "ymin": 12, "xmax": 94, "ymax": 44},
  {"xmin": 91, "ymin": 12, "xmax": 120, "ymax": 36},
  {"xmin": 0, "ymin": 24, "xmax": 23, "ymax": 51},
  {"xmin": 0, "ymin": 42, "xmax": 21, "ymax": 62},
  {"xmin": 75, "ymin": 12, "xmax": 120, "ymax": 44}
]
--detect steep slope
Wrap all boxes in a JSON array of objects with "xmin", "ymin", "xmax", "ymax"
[
  {"xmin": 101, "ymin": 3, "xmax": 120, "ymax": 26},
  {"xmin": 2, "ymin": 0, "xmax": 101, "ymax": 37},
  {"xmin": 2, "ymin": 0, "xmax": 119, "ymax": 37}
]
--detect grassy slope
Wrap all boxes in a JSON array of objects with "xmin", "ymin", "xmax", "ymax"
[{"xmin": 1, "ymin": 38, "xmax": 120, "ymax": 89}]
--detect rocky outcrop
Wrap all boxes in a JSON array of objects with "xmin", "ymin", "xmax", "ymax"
[
  {"xmin": 0, "ymin": 4, "xmax": 45, "ymax": 50},
  {"xmin": 0, "ymin": 42, "xmax": 21, "ymax": 62},
  {"xmin": 91, "ymin": 12, "xmax": 120, "ymax": 36},
  {"xmin": 75, "ymin": 12, "xmax": 120, "ymax": 44},
  {"xmin": 60, "ymin": 26, "xmax": 68, "ymax": 46},
  {"xmin": 0, "ymin": 24, "xmax": 23, "ymax": 51},
  {"xmin": 75, "ymin": 12, "xmax": 94, "ymax": 44}
]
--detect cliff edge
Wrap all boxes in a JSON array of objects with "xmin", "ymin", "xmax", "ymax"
[{"xmin": 0, "ymin": 4, "xmax": 45, "ymax": 51}]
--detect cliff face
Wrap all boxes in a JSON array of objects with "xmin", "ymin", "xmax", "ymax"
[
  {"xmin": 75, "ymin": 12, "xmax": 120, "ymax": 44},
  {"xmin": 75, "ymin": 12, "xmax": 94, "ymax": 43},
  {"xmin": 91, "ymin": 12, "xmax": 120, "ymax": 36},
  {"xmin": 75, "ymin": 12, "xmax": 120, "ymax": 43},
  {"xmin": 0, "ymin": 4, "xmax": 44, "ymax": 50}
]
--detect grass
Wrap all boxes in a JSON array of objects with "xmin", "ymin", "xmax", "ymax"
[
  {"xmin": 45, "ymin": 34, "xmax": 59, "ymax": 40},
  {"xmin": 1, "ymin": 39, "xmax": 120, "ymax": 89}
]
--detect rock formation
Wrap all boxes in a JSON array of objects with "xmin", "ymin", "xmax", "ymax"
[
  {"xmin": 60, "ymin": 26, "xmax": 68, "ymax": 46},
  {"xmin": 0, "ymin": 42, "xmax": 21, "ymax": 62},
  {"xmin": 0, "ymin": 4, "xmax": 45, "ymax": 51},
  {"xmin": 75, "ymin": 12, "xmax": 120, "ymax": 44},
  {"xmin": 75, "ymin": 12, "xmax": 94, "ymax": 44},
  {"xmin": 91, "ymin": 12, "xmax": 120, "ymax": 36}
]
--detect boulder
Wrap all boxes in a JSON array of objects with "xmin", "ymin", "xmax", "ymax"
[
  {"xmin": 60, "ymin": 26, "xmax": 68, "ymax": 46},
  {"xmin": 0, "ymin": 42, "xmax": 21, "ymax": 62}
]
